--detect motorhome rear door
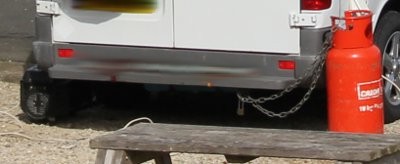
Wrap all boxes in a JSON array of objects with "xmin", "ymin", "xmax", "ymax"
[
  {"xmin": 52, "ymin": 0, "xmax": 173, "ymax": 47},
  {"xmin": 174, "ymin": 0, "xmax": 300, "ymax": 53}
]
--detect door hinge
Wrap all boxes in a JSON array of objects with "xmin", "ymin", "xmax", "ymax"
[
  {"xmin": 289, "ymin": 13, "xmax": 318, "ymax": 27},
  {"xmin": 36, "ymin": 1, "xmax": 60, "ymax": 15}
]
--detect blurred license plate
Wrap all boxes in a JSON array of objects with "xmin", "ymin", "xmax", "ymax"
[{"xmin": 72, "ymin": 0, "xmax": 157, "ymax": 13}]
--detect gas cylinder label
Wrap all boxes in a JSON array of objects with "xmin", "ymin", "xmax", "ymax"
[
  {"xmin": 357, "ymin": 79, "xmax": 383, "ymax": 100},
  {"xmin": 359, "ymin": 103, "xmax": 383, "ymax": 112}
]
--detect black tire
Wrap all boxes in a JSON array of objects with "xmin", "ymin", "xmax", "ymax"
[
  {"xmin": 20, "ymin": 81, "xmax": 72, "ymax": 123},
  {"xmin": 20, "ymin": 83, "xmax": 51, "ymax": 122},
  {"xmin": 374, "ymin": 11, "xmax": 400, "ymax": 123}
]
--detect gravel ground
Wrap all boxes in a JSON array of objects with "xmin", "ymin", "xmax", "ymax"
[{"xmin": 1, "ymin": 61, "xmax": 400, "ymax": 164}]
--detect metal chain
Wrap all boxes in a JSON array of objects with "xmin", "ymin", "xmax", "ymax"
[{"xmin": 237, "ymin": 34, "xmax": 333, "ymax": 118}]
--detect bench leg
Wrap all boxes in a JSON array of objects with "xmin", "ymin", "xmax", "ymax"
[
  {"xmin": 154, "ymin": 153, "xmax": 172, "ymax": 164},
  {"xmin": 125, "ymin": 151, "xmax": 172, "ymax": 164},
  {"xmin": 95, "ymin": 149, "xmax": 107, "ymax": 164},
  {"xmin": 95, "ymin": 149, "xmax": 131, "ymax": 164}
]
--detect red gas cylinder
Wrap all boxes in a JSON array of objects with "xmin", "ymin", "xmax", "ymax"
[{"xmin": 327, "ymin": 10, "xmax": 383, "ymax": 134}]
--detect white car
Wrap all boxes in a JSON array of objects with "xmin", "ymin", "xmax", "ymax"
[{"xmin": 21, "ymin": 0, "xmax": 400, "ymax": 122}]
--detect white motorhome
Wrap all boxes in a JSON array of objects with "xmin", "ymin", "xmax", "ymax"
[{"xmin": 22, "ymin": 0, "xmax": 400, "ymax": 122}]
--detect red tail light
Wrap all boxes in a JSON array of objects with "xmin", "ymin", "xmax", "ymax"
[
  {"xmin": 278, "ymin": 60, "xmax": 296, "ymax": 70},
  {"xmin": 58, "ymin": 49, "xmax": 74, "ymax": 58},
  {"xmin": 302, "ymin": 0, "xmax": 332, "ymax": 10}
]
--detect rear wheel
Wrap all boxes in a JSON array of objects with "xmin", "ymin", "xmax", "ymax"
[
  {"xmin": 374, "ymin": 11, "xmax": 400, "ymax": 123},
  {"xmin": 20, "ymin": 81, "xmax": 71, "ymax": 123},
  {"xmin": 20, "ymin": 67, "xmax": 94, "ymax": 123},
  {"xmin": 20, "ymin": 84, "xmax": 50, "ymax": 122}
]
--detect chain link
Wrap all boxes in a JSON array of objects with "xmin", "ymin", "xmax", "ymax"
[{"xmin": 237, "ymin": 34, "xmax": 333, "ymax": 118}]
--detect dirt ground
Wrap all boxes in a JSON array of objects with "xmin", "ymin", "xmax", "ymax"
[{"xmin": 1, "ymin": 61, "xmax": 400, "ymax": 164}]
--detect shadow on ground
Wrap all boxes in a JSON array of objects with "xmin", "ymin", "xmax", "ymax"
[
  {"xmin": 30, "ymin": 86, "xmax": 328, "ymax": 132},
  {"xmin": 6, "ymin": 60, "xmax": 328, "ymax": 131}
]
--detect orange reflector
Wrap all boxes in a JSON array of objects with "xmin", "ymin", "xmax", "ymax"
[
  {"xmin": 58, "ymin": 49, "xmax": 74, "ymax": 58},
  {"xmin": 207, "ymin": 82, "xmax": 212, "ymax": 88},
  {"xmin": 278, "ymin": 60, "xmax": 295, "ymax": 70}
]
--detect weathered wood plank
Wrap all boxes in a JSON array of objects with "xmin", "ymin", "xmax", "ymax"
[{"xmin": 90, "ymin": 123, "xmax": 400, "ymax": 162}]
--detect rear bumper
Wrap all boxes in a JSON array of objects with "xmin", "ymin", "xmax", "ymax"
[
  {"xmin": 31, "ymin": 14, "xmax": 329, "ymax": 90},
  {"xmin": 39, "ymin": 43, "xmax": 322, "ymax": 90},
  {"xmin": 32, "ymin": 13, "xmax": 329, "ymax": 90}
]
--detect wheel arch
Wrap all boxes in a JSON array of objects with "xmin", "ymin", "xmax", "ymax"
[{"xmin": 374, "ymin": 0, "xmax": 400, "ymax": 31}]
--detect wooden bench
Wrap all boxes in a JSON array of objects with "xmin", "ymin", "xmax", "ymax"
[{"xmin": 90, "ymin": 123, "xmax": 400, "ymax": 164}]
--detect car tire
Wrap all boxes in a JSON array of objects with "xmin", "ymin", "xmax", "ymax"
[
  {"xmin": 20, "ymin": 83, "xmax": 51, "ymax": 122},
  {"xmin": 374, "ymin": 11, "xmax": 400, "ymax": 123},
  {"xmin": 20, "ymin": 81, "xmax": 72, "ymax": 123}
]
